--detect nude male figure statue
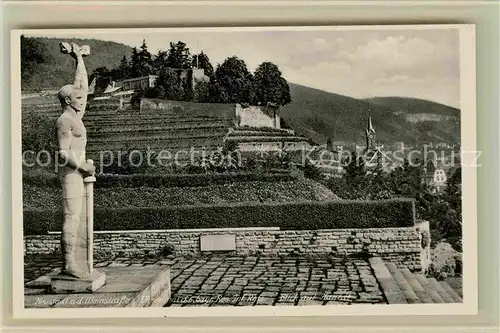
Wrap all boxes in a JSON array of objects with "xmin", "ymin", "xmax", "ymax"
[{"xmin": 56, "ymin": 42, "xmax": 95, "ymax": 279}]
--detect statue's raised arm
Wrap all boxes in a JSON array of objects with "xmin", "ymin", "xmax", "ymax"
[{"xmin": 60, "ymin": 42, "xmax": 90, "ymax": 118}]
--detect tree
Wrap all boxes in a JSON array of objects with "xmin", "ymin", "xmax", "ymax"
[
  {"xmin": 252, "ymin": 62, "xmax": 291, "ymax": 106},
  {"xmin": 326, "ymin": 137, "xmax": 333, "ymax": 150},
  {"xmin": 166, "ymin": 41, "xmax": 192, "ymax": 69},
  {"xmin": 389, "ymin": 158, "xmax": 422, "ymax": 198},
  {"xmin": 206, "ymin": 79, "xmax": 227, "ymax": 103},
  {"xmin": 154, "ymin": 68, "xmax": 184, "ymax": 101},
  {"xmin": 138, "ymin": 39, "xmax": 153, "ymax": 75},
  {"xmin": 118, "ymin": 55, "xmax": 131, "ymax": 79},
  {"xmin": 445, "ymin": 167, "xmax": 461, "ymax": 205},
  {"xmin": 90, "ymin": 66, "xmax": 111, "ymax": 81},
  {"xmin": 344, "ymin": 151, "xmax": 366, "ymax": 181},
  {"xmin": 192, "ymin": 51, "xmax": 214, "ymax": 78},
  {"xmin": 214, "ymin": 56, "xmax": 253, "ymax": 103},
  {"xmin": 193, "ymin": 81, "xmax": 210, "ymax": 102},
  {"xmin": 152, "ymin": 50, "xmax": 169, "ymax": 74},
  {"xmin": 129, "ymin": 40, "xmax": 152, "ymax": 77},
  {"xmin": 129, "ymin": 47, "xmax": 139, "ymax": 77}
]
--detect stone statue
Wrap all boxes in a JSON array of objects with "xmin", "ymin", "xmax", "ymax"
[{"xmin": 56, "ymin": 42, "xmax": 95, "ymax": 279}]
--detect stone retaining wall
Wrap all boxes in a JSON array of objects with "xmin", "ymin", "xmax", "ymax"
[{"xmin": 24, "ymin": 224, "xmax": 428, "ymax": 270}]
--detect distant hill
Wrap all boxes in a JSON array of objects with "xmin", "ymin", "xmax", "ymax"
[
  {"xmin": 364, "ymin": 97, "xmax": 460, "ymax": 117},
  {"xmin": 21, "ymin": 36, "xmax": 133, "ymax": 91},
  {"xmin": 281, "ymin": 83, "xmax": 460, "ymax": 146}
]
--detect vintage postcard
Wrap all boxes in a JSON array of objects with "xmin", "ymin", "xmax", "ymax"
[{"xmin": 11, "ymin": 24, "xmax": 477, "ymax": 319}]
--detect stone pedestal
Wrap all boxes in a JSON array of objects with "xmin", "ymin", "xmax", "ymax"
[
  {"xmin": 25, "ymin": 265, "xmax": 171, "ymax": 308},
  {"xmin": 51, "ymin": 269, "xmax": 106, "ymax": 294}
]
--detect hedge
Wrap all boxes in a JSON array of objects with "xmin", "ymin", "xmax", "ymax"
[
  {"xmin": 228, "ymin": 131, "xmax": 292, "ymax": 137},
  {"xmin": 226, "ymin": 136, "xmax": 310, "ymax": 143},
  {"xmin": 22, "ymin": 171, "xmax": 295, "ymax": 188},
  {"xmin": 23, "ymin": 198, "xmax": 416, "ymax": 235}
]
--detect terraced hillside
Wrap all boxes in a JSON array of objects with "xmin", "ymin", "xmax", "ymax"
[
  {"xmin": 22, "ymin": 96, "xmax": 330, "ymax": 171},
  {"xmin": 85, "ymin": 110, "xmax": 233, "ymax": 161},
  {"xmin": 22, "ymin": 98, "xmax": 235, "ymax": 163},
  {"xmin": 225, "ymin": 126, "xmax": 312, "ymax": 145}
]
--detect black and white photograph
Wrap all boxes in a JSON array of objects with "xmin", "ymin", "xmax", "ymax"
[{"xmin": 12, "ymin": 25, "xmax": 477, "ymax": 318}]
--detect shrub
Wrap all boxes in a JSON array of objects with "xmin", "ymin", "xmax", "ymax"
[
  {"xmin": 22, "ymin": 112, "xmax": 58, "ymax": 154},
  {"xmin": 23, "ymin": 198, "xmax": 416, "ymax": 234},
  {"xmin": 130, "ymin": 89, "xmax": 145, "ymax": 108},
  {"xmin": 429, "ymin": 241, "xmax": 461, "ymax": 279},
  {"xmin": 302, "ymin": 160, "xmax": 323, "ymax": 182},
  {"xmin": 22, "ymin": 171, "xmax": 296, "ymax": 188}
]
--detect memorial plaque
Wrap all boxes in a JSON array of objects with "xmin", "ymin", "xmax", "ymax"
[{"xmin": 200, "ymin": 234, "xmax": 236, "ymax": 251}]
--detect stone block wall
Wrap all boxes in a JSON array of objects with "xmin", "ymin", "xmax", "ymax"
[
  {"xmin": 24, "ymin": 225, "xmax": 424, "ymax": 270},
  {"xmin": 235, "ymin": 104, "xmax": 279, "ymax": 129}
]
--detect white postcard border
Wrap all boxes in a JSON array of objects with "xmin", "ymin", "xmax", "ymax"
[{"xmin": 10, "ymin": 24, "xmax": 477, "ymax": 319}]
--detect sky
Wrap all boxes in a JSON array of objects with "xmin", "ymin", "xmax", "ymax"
[{"xmin": 28, "ymin": 27, "xmax": 461, "ymax": 108}]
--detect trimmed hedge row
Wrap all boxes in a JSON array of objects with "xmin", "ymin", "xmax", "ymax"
[
  {"xmin": 23, "ymin": 198, "xmax": 416, "ymax": 235},
  {"xmin": 237, "ymin": 126, "xmax": 291, "ymax": 133},
  {"xmin": 227, "ymin": 136, "xmax": 310, "ymax": 143},
  {"xmin": 91, "ymin": 129, "xmax": 227, "ymax": 140},
  {"xmin": 22, "ymin": 171, "xmax": 295, "ymax": 188}
]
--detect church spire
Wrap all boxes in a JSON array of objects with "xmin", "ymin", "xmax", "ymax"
[
  {"xmin": 368, "ymin": 108, "xmax": 375, "ymax": 133},
  {"xmin": 365, "ymin": 108, "xmax": 376, "ymax": 150}
]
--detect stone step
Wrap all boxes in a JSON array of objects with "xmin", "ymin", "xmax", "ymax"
[
  {"xmin": 444, "ymin": 277, "xmax": 463, "ymax": 299},
  {"xmin": 400, "ymin": 269, "xmax": 434, "ymax": 303},
  {"xmin": 439, "ymin": 281, "xmax": 463, "ymax": 303},
  {"xmin": 427, "ymin": 278, "xmax": 456, "ymax": 303},
  {"xmin": 368, "ymin": 257, "xmax": 407, "ymax": 304},
  {"xmin": 385, "ymin": 263, "xmax": 420, "ymax": 304},
  {"xmin": 414, "ymin": 274, "xmax": 445, "ymax": 303}
]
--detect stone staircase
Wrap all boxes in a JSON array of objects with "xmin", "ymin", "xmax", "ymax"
[{"xmin": 369, "ymin": 257, "xmax": 462, "ymax": 304}]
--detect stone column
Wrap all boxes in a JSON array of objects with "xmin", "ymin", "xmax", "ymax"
[{"xmin": 84, "ymin": 164, "xmax": 96, "ymax": 273}]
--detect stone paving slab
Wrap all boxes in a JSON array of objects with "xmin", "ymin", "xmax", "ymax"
[{"xmin": 24, "ymin": 254, "xmax": 388, "ymax": 307}]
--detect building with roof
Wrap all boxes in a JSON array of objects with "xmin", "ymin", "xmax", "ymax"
[{"xmin": 115, "ymin": 75, "xmax": 158, "ymax": 91}]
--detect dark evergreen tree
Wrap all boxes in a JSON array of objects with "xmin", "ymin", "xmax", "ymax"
[
  {"xmin": 154, "ymin": 68, "xmax": 184, "ymax": 101},
  {"xmin": 129, "ymin": 40, "xmax": 152, "ymax": 77},
  {"xmin": 166, "ymin": 41, "xmax": 192, "ymax": 69},
  {"xmin": 129, "ymin": 47, "xmax": 140, "ymax": 77},
  {"xmin": 118, "ymin": 55, "xmax": 131, "ymax": 79},
  {"xmin": 152, "ymin": 50, "xmax": 168, "ymax": 74}
]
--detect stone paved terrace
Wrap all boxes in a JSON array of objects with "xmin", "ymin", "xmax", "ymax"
[{"xmin": 24, "ymin": 254, "xmax": 387, "ymax": 306}]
